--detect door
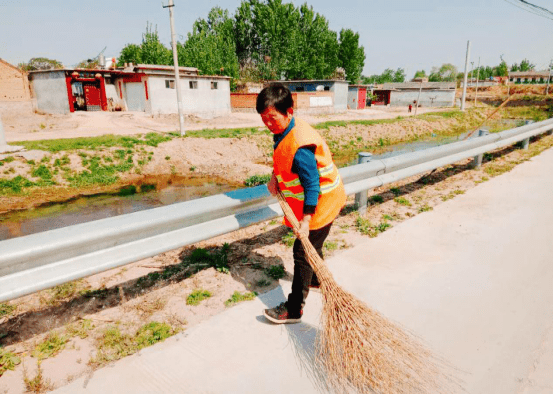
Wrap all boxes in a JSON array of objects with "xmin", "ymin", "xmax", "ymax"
[
  {"xmin": 83, "ymin": 82, "xmax": 102, "ymax": 111},
  {"xmin": 358, "ymin": 88, "xmax": 366, "ymax": 109},
  {"xmin": 125, "ymin": 82, "xmax": 146, "ymax": 112}
]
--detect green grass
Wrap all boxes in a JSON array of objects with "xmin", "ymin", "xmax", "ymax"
[
  {"xmin": 15, "ymin": 133, "xmax": 173, "ymax": 153},
  {"xmin": 265, "ymin": 264, "xmax": 286, "ymax": 280},
  {"xmin": 441, "ymin": 189, "xmax": 466, "ymax": 201},
  {"xmin": 224, "ymin": 291, "xmax": 258, "ymax": 307},
  {"xmin": 0, "ymin": 348, "xmax": 21, "ymax": 377},
  {"xmin": 32, "ymin": 331, "xmax": 68, "ymax": 360},
  {"xmin": 418, "ymin": 204, "xmax": 433, "ymax": 213},
  {"xmin": 256, "ymin": 278, "xmax": 272, "ymax": 287},
  {"xmin": 186, "ymin": 289, "xmax": 212, "ymax": 306},
  {"xmin": 356, "ymin": 217, "xmax": 392, "ymax": 238},
  {"xmin": 323, "ymin": 240, "xmax": 339, "ymax": 252},
  {"xmin": 183, "ymin": 127, "xmax": 267, "ymax": 139},
  {"xmin": 390, "ymin": 187, "xmax": 401, "ymax": 196},
  {"xmin": 370, "ymin": 195, "xmax": 384, "ymax": 204},
  {"xmin": 244, "ymin": 174, "xmax": 271, "ymax": 187},
  {"xmin": 66, "ymin": 319, "xmax": 94, "ymax": 339},
  {"xmin": 281, "ymin": 231, "xmax": 296, "ymax": 247},
  {"xmin": 94, "ymin": 322, "xmax": 176, "ymax": 365},
  {"xmin": 394, "ymin": 197, "xmax": 412, "ymax": 206},
  {"xmin": 44, "ymin": 281, "xmax": 82, "ymax": 305},
  {"xmin": 0, "ymin": 176, "xmax": 36, "ymax": 194},
  {"xmin": 0, "ymin": 303, "xmax": 15, "ymax": 318}
]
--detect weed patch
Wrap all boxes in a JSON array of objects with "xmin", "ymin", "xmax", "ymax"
[
  {"xmin": 281, "ymin": 231, "xmax": 295, "ymax": 247},
  {"xmin": 186, "ymin": 289, "xmax": 212, "ymax": 306},
  {"xmin": 32, "ymin": 332, "xmax": 68, "ymax": 360},
  {"xmin": 0, "ymin": 303, "xmax": 15, "ymax": 318},
  {"xmin": 224, "ymin": 291, "xmax": 257, "ymax": 307},
  {"xmin": 23, "ymin": 361, "xmax": 52, "ymax": 393},
  {"xmin": 244, "ymin": 174, "xmax": 271, "ymax": 187},
  {"xmin": 66, "ymin": 319, "xmax": 94, "ymax": 339},
  {"xmin": 265, "ymin": 265, "xmax": 286, "ymax": 280},
  {"xmin": 356, "ymin": 217, "xmax": 391, "ymax": 238},
  {"xmin": 0, "ymin": 348, "xmax": 21, "ymax": 377},
  {"xmin": 394, "ymin": 197, "xmax": 412, "ymax": 206}
]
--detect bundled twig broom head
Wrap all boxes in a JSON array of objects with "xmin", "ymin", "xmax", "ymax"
[{"xmin": 276, "ymin": 191, "xmax": 458, "ymax": 393}]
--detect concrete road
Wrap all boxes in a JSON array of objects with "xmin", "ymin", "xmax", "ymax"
[{"xmin": 55, "ymin": 147, "xmax": 553, "ymax": 393}]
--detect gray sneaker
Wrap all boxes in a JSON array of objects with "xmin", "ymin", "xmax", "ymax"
[{"xmin": 263, "ymin": 302, "xmax": 302, "ymax": 324}]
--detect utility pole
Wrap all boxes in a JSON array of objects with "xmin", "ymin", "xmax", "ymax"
[
  {"xmin": 546, "ymin": 60, "xmax": 552, "ymax": 95},
  {"xmin": 461, "ymin": 40, "xmax": 471, "ymax": 111},
  {"xmin": 470, "ymin": 61, "xmax": 474, "ymax": 85},
  {"xmin": 414, "ymin": 80, "xmax": 423, "ymax": 116},
  {"xmin": 474, "ymin": 57, "xmax": 481, "ymax": 106},
  {"xmin": 164, "ymin": 0, "xmax": 185, "ymax": 136}
]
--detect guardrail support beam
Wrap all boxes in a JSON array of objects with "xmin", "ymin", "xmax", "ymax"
[
  {"xmin": 470, "ymin": 129, "xmax": 489, "ymax": 169},
  {"xmin": 355, "ymin": 152, "xmax": 373, "ymax": 214},
  {"xmin": 521, "ymin": 120, "xmax": 534, "ymax": 150}
]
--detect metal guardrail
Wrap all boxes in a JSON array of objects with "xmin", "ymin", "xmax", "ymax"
[{"xmin": 1, "ymin": 118, "xmax": 552, "ymax": 302}]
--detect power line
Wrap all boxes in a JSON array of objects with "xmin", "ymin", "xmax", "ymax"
[{"xmin": 502, "ymin": 0, "xmax": 553, "ymax": 20}]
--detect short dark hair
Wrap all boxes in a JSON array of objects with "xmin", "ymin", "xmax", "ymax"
[{"xmin": 256, "ymin": 83, "xmax": 294, "ymax": 115}]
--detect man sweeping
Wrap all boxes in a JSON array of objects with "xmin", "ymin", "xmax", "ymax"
[{"xmin": 257, "ymin": 83, "xmax": 346, "ymax": 324}]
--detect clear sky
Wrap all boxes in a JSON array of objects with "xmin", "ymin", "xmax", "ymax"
[{"xmin": 1, "ymin": 0, "xmax": 552, "ymax": 78}]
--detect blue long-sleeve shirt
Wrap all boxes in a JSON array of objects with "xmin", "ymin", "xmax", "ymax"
[{"xmin": 273, "ymin": 117, "xmax": 320, "ymax": 214}]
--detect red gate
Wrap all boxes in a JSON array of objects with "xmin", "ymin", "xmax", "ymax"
[
  {"xmin": 358, "ymin": 87, "xmax": 367, "ymax": 109},
  {"xmin": 83, "ymin": 82, "xmax": 102, "ymax": 111}
]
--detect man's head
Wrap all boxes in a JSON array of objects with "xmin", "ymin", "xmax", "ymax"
[{"xmin": 256, "ymin": 83, "xmax": 294, "ymax": 134}]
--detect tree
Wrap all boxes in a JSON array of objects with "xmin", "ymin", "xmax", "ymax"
[
  {"xmin": 75, "ymin": 59, "xmax": 100, "ymax": 69},
  {"xmin": 118, "ymin": 24, "xmax": 171, "ymax": 67},
  {"xmin": 429, "ymin": 63, "xmax": 457, "ymax": 82},
  {"xmin": 18, "ymin": 57, "xmax": 63, "ymax": 72},
  {"xmin": 519, "ymin": 58, "xmax": 535, "ymax": 72},
  {"xmin": 413, "ymin": 70, "xmax": 427, "ymax": 79},
  {"xmin": 338, "ymin": 28, "xmax": 365, "ymax": 84},
  {"xmin": 178, "ymin": 7, "xmax": 240, "ymax": 82},
  {"xmin": 362, "ymin": 67, "xmax": 405, "ymax": 84}
]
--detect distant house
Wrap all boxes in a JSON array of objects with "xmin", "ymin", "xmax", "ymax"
[
  {"xmin": 28, "ymin": 64, "xmax": 231, "ymax": 117},
  {"xmin": 378, "ymin": 82, "xmax": 456, "ymax": 107},
  {"xmin": 347, "ymin": 85, "xmax": 369, "ymax": 109},
  {"xmin": 0, "ymin": 59, "xmax": 30, "ymax": 101},
  {"xmin": 508, "ymin": 71, "xmax": 552, "ymax": 84},
  {"xmin": 280, "ymin": 80, "xmax": 349, "ymax": 112}
]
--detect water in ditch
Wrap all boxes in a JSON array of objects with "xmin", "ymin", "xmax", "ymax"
[{"xmin": 0, "ymin": 176, "xmax": 240, "ymax": 241}]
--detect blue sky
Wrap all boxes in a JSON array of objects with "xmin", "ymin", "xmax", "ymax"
[{"xmin": 1, "ymin": 0, "xmax": 552, "ymax": 78}]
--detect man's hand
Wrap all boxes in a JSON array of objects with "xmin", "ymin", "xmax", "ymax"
[
  {"xmin": 267, "ymin": 172, "xmax": 278, "ymax": 195},
  {"xmin": 294, "ymin": 215, "xmax": 311, "ymax": 240}
]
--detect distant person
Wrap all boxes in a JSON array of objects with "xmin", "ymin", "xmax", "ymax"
[
  {"xmin": 257, "ymin": 83, "xmax": 346, "ymax": 324},
  {"xmin": 408, "ymin": 104, "xmax": 412, "ymax": 113}
]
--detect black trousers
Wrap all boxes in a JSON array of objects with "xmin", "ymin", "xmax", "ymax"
[{"xmin": 286, "ymin": 222, "xmax": 333, "ymax": 316}]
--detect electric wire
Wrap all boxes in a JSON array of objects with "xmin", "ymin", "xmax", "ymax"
[{"xmin": 502, "ymin": 0, "xmax": 553, "ymax": 20}]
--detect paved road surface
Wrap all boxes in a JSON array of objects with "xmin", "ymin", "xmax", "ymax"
[{"xmin": 55, "ymin": 147, "xmax": 553, "ymax": 393}]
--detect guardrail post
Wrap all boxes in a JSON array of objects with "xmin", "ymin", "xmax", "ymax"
[
  {"xmin": 521, "ymin": 120, "xmax": 534, "ymax": 149},
  {"xmin": 470, "ymin": 128, "xmax": 489, "ymax": 169},
  {"xmin": 355, "ymin": 152, "xmax": 373, "ymax": 214}
]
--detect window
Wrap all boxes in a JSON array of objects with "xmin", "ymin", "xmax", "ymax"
[
  {"xmin": 165, "ymin": 79, "xmax": 175, "ymax": 89},
  {"xmin": 211, "ymin": 81, "xmax": 218, "ymax": 90},
  {"xmin": 296, "ymin": 86, "xmax": 305, "ymax": 92},
  {"xmin": 189, "ymin": 81, "xmax": 198, "ymax": 89},
  {"xmin": 324, "ymin": 86, "xmax": 330, "ymax": 91}
]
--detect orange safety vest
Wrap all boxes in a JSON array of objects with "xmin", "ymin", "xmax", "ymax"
[{"xmin": 273, "ymin": 118, "xmax": 346, "ymax": 230}]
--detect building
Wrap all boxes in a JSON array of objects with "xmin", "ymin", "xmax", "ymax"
[
  {"xmin": 0, "ymin": 59, "xmax": 30, "ymax": 101},
  {"xmin": 379, "ymin": 82, "xmax": 456, "ymax": 107},
  {"xmin": 508, "ymin": 71, "xmax": 552, "ymax": 84},
  {"xmin": 28, "ymin": 64, "xmax": 231, "ymax": 117},
  {"xmin": 347, "ymin": 85, "xmax": 369, "ymax": 110},
  {"xmin": 280, "ymin": 80, "xmax": 349, "ymax": 112}
]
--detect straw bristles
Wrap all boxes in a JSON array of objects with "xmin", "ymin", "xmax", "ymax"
[{"xmin": 276, "ymin": 191, "xmax": 457, "ymax": 393}]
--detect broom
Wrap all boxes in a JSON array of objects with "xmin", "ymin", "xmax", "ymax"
[{"xmin": 275, "ymin": 190, "xmax": 457, "ymax": 393}]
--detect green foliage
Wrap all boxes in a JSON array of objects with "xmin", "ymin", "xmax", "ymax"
[
  {"xmin": 370, "ymin": 195, "xmax": 383, "ymax": 204},
  {"xmin": 0, "ymin": 348, "xmax": 21, "ymax": 377},
  {"xmin": 32, "ymin": 332, "xmax": 68, "ymax": 360},
  {"xmin": 394, "ymin": 197, "xmax": 412, "ymax": 206},
  {"xmin": 265, "ymin": 264, "xmax": 286, "ymax": 280},
  {"xmin": 224, "ymin": 291, "xmax": 257, "ymax": 306},
  {"xmin": 363, "ymin": 67, "xmax": 406, "ymax": 84},
  {"xmin": 281, "ymin": 231, "xmax": 296, "ymax": 247},
  {"xmin": 118, "ymin": 23, "xmax": 171, "ymax": 66},
  {"xmin": 355, "ymin": 217, "xmax": 391, "ymax": 238},
  {"xmin": 511, "ymin": 58, "xmax": 535, "ymax": 72},
  {"xmin": 178, "ymin": 7, "xmax": 239, "ymax": 83},
  {"xmin": 0, "ymin": 176, "xmax": 36, "ymax": 194},
  {"xmin": 31, "ymin": 165, "xmax": 53, "ymax": 181},
  {"xmin": 244, "ymin": 173, "xmax": 271, "ymax": 187},
  {"xmin": 134, "ymin": 322, "xmax": 175, "ymax": 349},
  {"xmin": 338, "ymin": 28, "xmax": 365, "ymax": 84},
  {"xmin": 18, "ymin": 57, "xmax": 63, "ymax": 72},
  {"xmin": 418, "ymin": 204, "xmax": 433, "ymax": 213},
  {"xmin": 413, "ymin": 70, "xmax": 427, "ymax": 79},
  {"xmin": 66, "ymin": 319, "xmax": 94, "ymax": 339},
  {"xmin": 186, "ymin": 289, "xmax": 212, "ymax": 306},
  {"xmin": 187, "ymin": 244, "xmax": 230, "ymax": 273},
  {"xmin": 0, "ymin": 303, "xmax": 15, "ymax": 318},
  {"xmin": 429, "ymin": 63, "xmax": 457, "ymax": 82}
]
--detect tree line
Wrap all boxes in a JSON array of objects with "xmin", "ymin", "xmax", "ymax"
[{"xmin": 117, "ymin": 1, "xmax": 366, "ymax": 86}]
